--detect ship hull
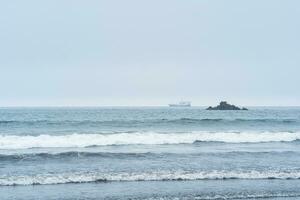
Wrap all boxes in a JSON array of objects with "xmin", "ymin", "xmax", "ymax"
[{"xmin": 169, "ymin": 104, "xmax": 191, "ymax": 107}]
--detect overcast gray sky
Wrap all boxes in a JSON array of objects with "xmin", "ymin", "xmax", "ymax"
[{"xmin": 0, "ymin": 0, "xmax": 299, "ymax": 106}]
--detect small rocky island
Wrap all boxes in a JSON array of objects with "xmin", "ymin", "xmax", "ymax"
[{"xmin": 207, "ymin": 101, "xmax": 248, "ymax": 110}]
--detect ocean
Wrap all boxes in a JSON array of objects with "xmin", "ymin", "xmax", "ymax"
[{"xmin": 0, "ymin": 107, "xmax": 300, "ymax": 200}]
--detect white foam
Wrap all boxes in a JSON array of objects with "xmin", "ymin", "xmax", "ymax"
[
  {"xmin": 1, "ymin": 170, "xmax": 300, "ymax": 186},
  {"xmin": 0, "ymin": 132, "xmax": 300, "ymax": 149}
]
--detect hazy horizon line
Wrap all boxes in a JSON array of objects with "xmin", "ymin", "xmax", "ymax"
[{"xmin": 0, "ymin": 105, "xmax": 299, "ymax": 108}]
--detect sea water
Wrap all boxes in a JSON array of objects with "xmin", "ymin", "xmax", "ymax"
[{"xmin": 0, "ymin": 107, "xmax": 300, "ymax": 199}]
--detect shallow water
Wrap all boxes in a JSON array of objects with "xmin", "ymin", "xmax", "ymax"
[{"xmin": 0, "ymin": 107, "xmax": 300, "ymax": 199}]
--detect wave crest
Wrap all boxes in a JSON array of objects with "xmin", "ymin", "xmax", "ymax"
[
  {"xmin": 1, "ymin": 170, "xmax": 300, "ymax": 186},
  {"xmin": 1, "ymin": 132, "xmax": 300, "ymax": 149}
]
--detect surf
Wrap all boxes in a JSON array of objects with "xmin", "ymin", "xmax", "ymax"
[
  {"xmin": 2, "ymin": 169, "xmax": 300, "ymax": 186},
  {"xmin": 1, "ymin": 131, "xmax": 300, "ymax": 149}
]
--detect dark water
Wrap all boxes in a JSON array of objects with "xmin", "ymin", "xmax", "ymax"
[{"xmin": 0, "ymin": 107, "xmax": 300, "ymax": 199}]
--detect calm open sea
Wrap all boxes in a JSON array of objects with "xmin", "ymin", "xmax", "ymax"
[{"xmin": 0, "ymin": 107, "xmax": 300, "ymax": 200}]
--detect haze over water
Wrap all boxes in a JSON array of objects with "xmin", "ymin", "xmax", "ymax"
[{"xmin": 0, "ymin": 0, "xmax": 300, "ymax": 107}]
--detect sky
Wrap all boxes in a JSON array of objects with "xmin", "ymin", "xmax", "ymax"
[{"xmin": 0, "ymin": 0, "xmax": 299, "ymax": 106}]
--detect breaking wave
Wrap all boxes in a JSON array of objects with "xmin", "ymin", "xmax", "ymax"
[
  {"xmin": 1, "ymin": 132, "xmax": 300, "ymax": 149},
  {"xmin": 1, "ymin": 170, "xmax": 300, "ymax": 186},
  {"xmin": 143, "ymin": 193, "xmax": 300, "ymax": 200}
]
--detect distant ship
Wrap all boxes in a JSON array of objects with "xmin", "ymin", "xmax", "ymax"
[{"xmin": 169, "ymin": 101, "xmax": 191, "ymax": 107}]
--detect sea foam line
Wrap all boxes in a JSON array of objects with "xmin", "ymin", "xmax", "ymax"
[
  {"xmin": 1, "ymin": 170, "xmax": 300, "ymax": 186},
  {"xmin": 143, "ymin": 193, "xmax": 300, "ymax": 200},
  {"xmin": 0, "ymin": 132, "xmax": 300, "ymax": 149}
]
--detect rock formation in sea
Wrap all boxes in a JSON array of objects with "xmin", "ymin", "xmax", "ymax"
[{"xmin": 207, "ymin": 101, "xmax": 248, "ymax": 110}]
